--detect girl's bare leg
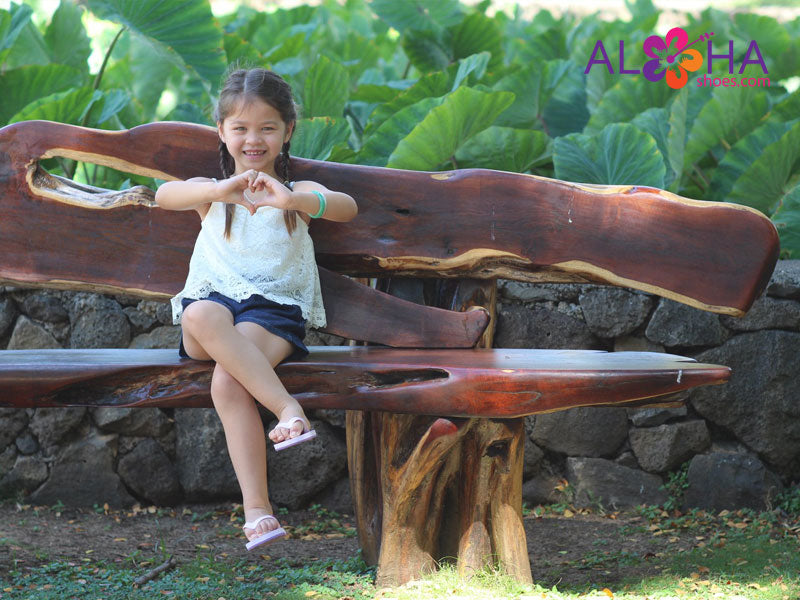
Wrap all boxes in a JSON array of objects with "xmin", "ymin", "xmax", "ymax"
[
  {"xmin": 205, "ymin": 320, "xmax": 303, "ymax": 541},
  {"xmin": 181, "ymin": 300, "xmax": 309, "ymax": 442}
]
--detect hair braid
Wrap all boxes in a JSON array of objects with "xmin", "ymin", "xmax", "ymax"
[
  {"xmin": 220, "ymin": 140, "xmax": 236, "ymax": 239},
  {"xmin": 280, "ymin": 141, "xmax": 298, "ymax": 235}
]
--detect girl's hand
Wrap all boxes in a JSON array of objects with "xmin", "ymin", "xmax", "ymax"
[
  {"xmin": 243, "ymin": 171, "xmax": 294, "ymax": 211},
  {"xmin": 215, "ymin": 171, "xmax": 263, "ymax": 216}
]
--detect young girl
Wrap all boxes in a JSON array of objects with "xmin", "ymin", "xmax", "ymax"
[{"xmin": 155, "ymin": 68, "xmax": 357, "ymax": 551}]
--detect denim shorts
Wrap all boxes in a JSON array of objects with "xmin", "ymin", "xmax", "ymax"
[{"xmin": 178, "ymin": 291, "xmax": 309, "ymax": 362}]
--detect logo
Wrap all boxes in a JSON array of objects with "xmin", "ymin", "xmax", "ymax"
[
  {"xmin": 643, "ymin": 27, "xmax": 707, "ymax": 89},
  {"xmin": 584, "ymin": 27, "xmax": 769, "ymax": 90}
]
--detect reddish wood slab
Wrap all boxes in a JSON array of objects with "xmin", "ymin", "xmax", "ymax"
[
  {"xmin": 0, "ymin": 348, "xmax": 730, "ymax": 415},
  {"xmin": 0, "ymin": 120, "xmax": 779, "ymax": 317}
]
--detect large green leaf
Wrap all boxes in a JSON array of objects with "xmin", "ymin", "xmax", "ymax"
[
  {"xmin": 773, "ymin": 89, "xmax": 800, "ymax": 122},
  {"xmin": 0, "ymin": 64, "xmax": 84, "ymax": 124},
  {"xmin": 771, "ymin": 184, "xmax": 800, "ymax": 258},
  {"xmin": 553, "ymin": 123, "xmax": 666, "ymax": 187},
  {"xmin": 352, "ymin": 83, "xmax": 404, "ymax": 103},
  {"xmin": 515, "ymin": 26, "xmax": 568, "ymax": 62},
  {"xmin": 683, "ymin": 85, "xmax": 769, "ymax": 170},
  {"xmin": 358, "ymin": 96, "xmax": 445, "ymax": 166},
  {"xmin": 264, "ymin": 32, "xmax": 306, "ymax": 65},
  {"xmin": 387, "ymin": 86, "xmax": 514, "ymax": 171},
  {"xmin": 99, "ymin": 38, "xmax": 178, "ymax": 122},
  {"xmin": 631, "ymin": 107, "xmax": 671, "ymax": 185},
  {"xmin": 223, "ymin": 32, "xmax": 262, "ymax": 67},
  {"xmin": 303, "ymin": 56, "xmax": 349, "ymax": 118},
  {"xmin": 454, "ymin": 126, "xmax": 551, "ymax": 172},
  {"xmin": 368, "ymin": 0, "xmax": 463, "ymax": 33},
  {"xmin": 625, "ymin": 0, "xmax": 660, "ymax": 32},
  {"xmin": 584, "ymin": 76, "xmax": 674, "ymax": 135},
  {"xmin": 666, "ymin": 86, "xmax": 688, "ymax": 192},
  {"xmin": 291, "ymin": 117, "xmax": 351, "ymax": 161},
  {"xmin": 451, "ymin": 12, "xmax": 503, "ymax": 70},
  {"xmin": 540, "ymin": 60, "xmax": 589, "ymax": 137},
  {"xmin": 3, "ymin": 16, "xmax": 51, "ymax": 68},
  {"xmin": 731, "ymin": 13, "xmax": 790, "ymax": 78},
  {"xmin": 402, "ymin": 29, "xmax": 451, "ymax": 73},
  {"xmin": 94, "ymin": 89, "xmax": 130, "ymax": 125},
  {"xmin": 249, "ymin": 5, "xmax": 316, "ymax": 50},
  {"xmin": 44, "ymin": 1, "xmax": 91, "ymax": 74},
  {"xmin": 163, "ymin": 102, "xmax": 210, "ymax": 125},
  {"xmin": 585, "ymin": 59, "xmax": 614, "ymax": 114},
  {"xmin": 86, "ymin": 0, "xmax": 226, "ymax": 89},
  {"xmin": 493, "ymin": 60, "xmax": 571, "ymax": 129},
  {"xmin": 718, "ymin": 120, "xmax": 800, "ymax": 215},
  {"xmin": 708, "ymin": 120, "xmax": 792, "ymax": 204},
  {"xmin": 8, "ymin": 86, "xmax": 128, "ymax": 128},
  {"xmin": 324, "ymin": 33, "xmax": 385, "ymax": 86},
  {"xmin": 364, "ymin": 70, "xmax": 451, "ymax": 136},
  {"xmin": 9, "ymin": 88, "xmax": 100, "ymax": 125},
  {"xmin": 0, "ymin": 3, "xmax": 32, "ymax": 55},
  {"xmin": 451, "ymin": 52, "xmax": 490, "ymax": 91}
]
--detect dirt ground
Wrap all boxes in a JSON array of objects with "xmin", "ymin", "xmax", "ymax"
[{"xmin": 0, "ymin": 502, "xmax": 696, "ymax": 590}]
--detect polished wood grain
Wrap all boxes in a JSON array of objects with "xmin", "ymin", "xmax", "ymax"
[
  {"xmin": 0, "ymin": 120, "xmax": 779, "ymax": 316},
  {"xmin": 0, "ymin": 347, "xmax": 730, "ymax": 414}
]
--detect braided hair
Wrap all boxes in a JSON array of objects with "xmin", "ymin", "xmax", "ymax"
[{"xmin": 215, "ymin": 68, "xmax": 299, "ymax": 239}]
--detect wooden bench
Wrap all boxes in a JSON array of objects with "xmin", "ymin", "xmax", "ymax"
[{"xmin": 0, "ymin": 120, "xmax": 780, "ymax": 585}]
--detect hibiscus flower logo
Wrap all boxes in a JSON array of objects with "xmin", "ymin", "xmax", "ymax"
[{"xmin": 643, "ymin": 27, "xmax": 704, "ymax": 89}]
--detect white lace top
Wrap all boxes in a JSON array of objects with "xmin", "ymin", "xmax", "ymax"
[{"xmin": 171, "ymin": 200, "xmax": 327, "ymax": 328}]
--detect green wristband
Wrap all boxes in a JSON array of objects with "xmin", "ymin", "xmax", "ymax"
[{"xmin": 310, "ymin": 190, "xmax": 326, "ymax": 219}]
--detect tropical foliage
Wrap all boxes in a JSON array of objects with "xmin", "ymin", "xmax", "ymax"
[{"xmin": 2, "ymin": 0, "xmax": 799, "ymax": 255}]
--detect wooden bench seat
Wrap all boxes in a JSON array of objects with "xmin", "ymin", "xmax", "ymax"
[
  {"xmin": 0, "ymin": 347, "xmax": 729, "ymax": 413},
  {"xmin": 0, "ymin": 119, "xmax": 780, "ymax": 585}
]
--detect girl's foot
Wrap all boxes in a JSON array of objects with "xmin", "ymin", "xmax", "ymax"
[
  {"xmin": 269, "ymin": 409, "xmax": 316, "ymax": 449},
  {"xmin": 243, "ymin": 509, "xmax": 286, "ymax": 551}
]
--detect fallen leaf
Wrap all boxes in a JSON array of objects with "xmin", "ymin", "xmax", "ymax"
[
  {"xmin": 602, "ymin": 587, "xmax": 613, "ymax": 598},
  {"xmin": 563, "ymin": 509, "xmax": 574, "ymax": 518}
]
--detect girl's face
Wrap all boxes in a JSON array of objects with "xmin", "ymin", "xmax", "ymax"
[{"xmin": 218, "ymin": 97, "xmax": 294, "ymax": 177}]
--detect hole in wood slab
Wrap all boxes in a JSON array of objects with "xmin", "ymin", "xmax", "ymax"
[
  {"xmin": 28, "ymin": 161, "xmax": 157, "ymax": 210},
  {"xmin": 485, "ymin": 439, "xmax": 509, "ymax": 460},
  {"xmin": 395, "ymin": 208, "xmax": 410, "ymax": 215},
  {"xmin": 359, "ymin": 368, "xmax": 449, "ymax": 389}
]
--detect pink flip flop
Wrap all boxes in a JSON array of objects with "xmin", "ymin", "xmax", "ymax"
[
  {"xmin": 273, "ymin": 416, "xmax": 317, "ymax": 451},
  {"xmin": 244, "ymin": 514, "xmax": 287, "ymax": 551}
]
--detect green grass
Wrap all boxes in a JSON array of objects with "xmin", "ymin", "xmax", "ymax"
[
  {"xmin": 0, "ymin": 554, "xmax": 376, "ymax": 600},
  {"xmin": 1, "ymin": 506, "xmax": 798, "ymax": 600}
]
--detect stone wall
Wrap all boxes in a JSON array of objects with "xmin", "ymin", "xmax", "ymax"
[{"xmin": 1, "ymin": 260, "xmax": 798, "ymax": 513}]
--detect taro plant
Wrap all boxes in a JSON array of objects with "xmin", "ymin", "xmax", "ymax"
[{"xmin": 2, "ymin": 0, "xmax": 799, "ymax": 255}]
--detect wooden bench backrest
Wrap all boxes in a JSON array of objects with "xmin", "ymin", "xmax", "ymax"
[{"xmin": 0, "ymin": 120, "xmax": 780, "ymax": 345}]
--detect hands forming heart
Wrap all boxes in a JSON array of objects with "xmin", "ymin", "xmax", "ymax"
[{"xmin": 226, "ymin": 170, "xmax": 292, "ymax": 216}]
